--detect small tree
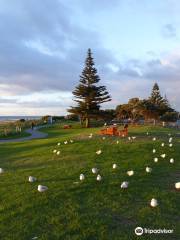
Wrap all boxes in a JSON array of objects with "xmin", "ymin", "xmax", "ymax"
[
  {"xmin": 116, "ymin": 98, "xmax": 142, "ymax": 121},
  {"xmin": 116, "ymin": 104, "xmax": 133, "ymax": 120},
  {"xmin": 138, "ymin": 99, "xmax": 159, "ymax": 120},
  {"xmin": 68, "ymin": 49, "xmax": 111, "ymax": 127}
]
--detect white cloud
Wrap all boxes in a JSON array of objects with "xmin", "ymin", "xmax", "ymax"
[{"xmin": 0, "ymin": 0, "xmax": 180, "ymax": 114}]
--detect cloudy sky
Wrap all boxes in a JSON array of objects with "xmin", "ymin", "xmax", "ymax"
[{"xmin": 0, "ymin": 0, "xmax": 180, "ymax": 116}]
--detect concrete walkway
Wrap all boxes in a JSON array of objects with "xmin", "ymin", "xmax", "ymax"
[{"xmin": 0, "ymin": 126, "xmax": 48, "ymax": 143}]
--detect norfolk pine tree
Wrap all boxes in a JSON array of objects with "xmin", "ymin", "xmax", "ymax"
[
  {"xmin": 149, "ymin": 83, "xmax": 175, "ymax": 118},
  {"xmin": 68, "ymin": 49, "xmax": 111, "ymax": 127},
  {"xmin": 149, "ymin": 83, "xmax": 164, "ymax": 106}
]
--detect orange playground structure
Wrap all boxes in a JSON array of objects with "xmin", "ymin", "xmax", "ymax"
[{"xmin": 100, "ymin": 125, "xmax": 128, "ymax": 137}]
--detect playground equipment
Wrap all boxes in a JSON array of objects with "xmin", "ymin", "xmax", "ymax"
[{"xmin": 100, "ymin": 125, "xmax": 128, "ymax": 137}]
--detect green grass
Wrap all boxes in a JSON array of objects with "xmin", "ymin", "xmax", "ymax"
[{"xmin": 0, "ymin": 125, "xmax": 180, "ymax": 239}]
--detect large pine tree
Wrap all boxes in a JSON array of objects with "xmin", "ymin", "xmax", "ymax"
[
  {"xmin": 149, "ymin": 83, "xmax": 173, "ymax": 117},
  {"xmin": 149, "ymin": 83, "xmax": 164, "ymax": 105},
  {"xmin": 68, "ymin": 49, "xmax": 111, "ymax": 127}
]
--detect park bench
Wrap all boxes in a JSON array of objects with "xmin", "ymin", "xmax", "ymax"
[
  {"xmin": 100, "ymin": 126, "xmax": 128, "ymax": 137},
  {"xmin": 100, "ymin": 126, "xmax": 118, "ymax": 135},
  {"xmin": 118, "ymin": 128, "xmax": 128, "ymax": 137},
  {"xmin": 63, "ymin": 125, "xmax": 72, "ymax": 129}
]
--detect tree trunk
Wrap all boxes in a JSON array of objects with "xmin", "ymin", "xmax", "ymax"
[
  {"xmin": 85, "ymin": 117, "xmax": 90, "ymax": 128},
  {"xmin": 79, "ymin": 116, "xmax": 83, "ymax": 126}
]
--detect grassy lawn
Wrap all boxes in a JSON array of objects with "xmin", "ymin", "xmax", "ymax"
[{"xmin": 0, "ymin": 125, "xmax": 179, "ymax": 239}]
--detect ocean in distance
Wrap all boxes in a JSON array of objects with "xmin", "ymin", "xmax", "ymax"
[{"xmin": 0, "ymin": 116, "xmax": 42, "ymax": 122}]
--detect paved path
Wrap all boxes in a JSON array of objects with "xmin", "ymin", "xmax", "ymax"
[{"xmin": 0, "ymin": 126, "xmax": 48, "ymax": 143}]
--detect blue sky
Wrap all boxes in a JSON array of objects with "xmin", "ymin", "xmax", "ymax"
[{"xmin": 0, "ymin": 0, "xmax": 180, "ymax": 115}]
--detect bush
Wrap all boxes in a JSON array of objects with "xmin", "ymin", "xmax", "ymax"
[{"xmin": 160, "ymin": 112, "xmax": 178, "ymax": 122}]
